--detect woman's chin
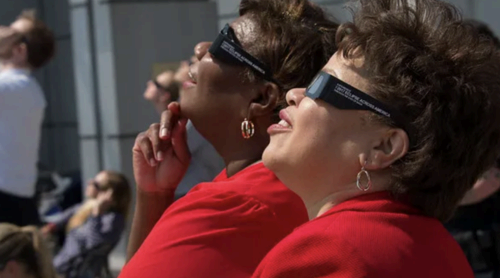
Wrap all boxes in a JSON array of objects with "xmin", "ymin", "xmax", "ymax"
[
  {"xmin": 262, "ymin": 144, "xmax": 283, "ymax": 173},
  {"xmin": 177, "ymin": 99, "xmax": 193, "ymax": 119}
]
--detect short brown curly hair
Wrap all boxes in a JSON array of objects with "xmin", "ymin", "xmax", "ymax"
[
  {"xmin": 239, "ymin": 0, "xmax": 339, "ymax": 109},
  {"xmin": 338, "ymin": 0, "xmax": 500, "ymax": 221}
]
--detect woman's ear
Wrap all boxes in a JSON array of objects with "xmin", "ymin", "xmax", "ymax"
[
  {"xmin": 364, "ymin": 128, "xmax": 409, "ymax": 170},
  {"xmin": 247, "ymin": 82, "xmax": 280, "ymax": 118}
]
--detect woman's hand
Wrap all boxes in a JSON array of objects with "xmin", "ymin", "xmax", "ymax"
[
  {"xmin": 132, "ymin": 102, "xmax": 191, "ymax": 194},
  {"xmin": 93, "ymin": 190, "xmax": 114, "ymax": 215},
  {"xmin": 41, "ymin": 223, "xmax": 57, "ymax": 236}
]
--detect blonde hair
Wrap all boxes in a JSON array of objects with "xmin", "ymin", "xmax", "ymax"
[
  {"xmin": 0, "ymin": 224, "xmax": 56, "ymax": 278},
  {"xmin": 66, "ymin": 171, "xmax": 131, "ymax": 232}
]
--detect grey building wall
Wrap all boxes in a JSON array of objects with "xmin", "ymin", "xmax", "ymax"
[
  {"xmin": 0, "ymin": 0, "xmax": 80, "ymax": 175},
  {"xmin": 70, "ymin": 0, "xmax": 218, "ymax": 188}
]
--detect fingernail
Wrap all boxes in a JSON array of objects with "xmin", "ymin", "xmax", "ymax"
[
  {"xmin": 157, "ymin": 151, "xmax": 163, "ymax": 161},
  {"xmin": 150, "ymin": 159, "xmax": 157, "ymax": 166},
  {"xmin": 160, "ymin": 128, "xmax": 167, "ymax": 138}
]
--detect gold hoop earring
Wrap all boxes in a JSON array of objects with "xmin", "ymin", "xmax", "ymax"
[
  {"xmin": 241, "ymin": 118, "xmax": 255, "ymax": 139},
  {"xmin": 356, "ymin": 162, "xmax": 372, "ymax": 192}
]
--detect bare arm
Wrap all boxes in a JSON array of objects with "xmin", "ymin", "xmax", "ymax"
[
  {"xmin": 460, "ymin": 167, "xmax": 500, "ymax": 206},
  {"xmin": 126, "ymin": 190, "xmax": 175, "ymax": 261}
]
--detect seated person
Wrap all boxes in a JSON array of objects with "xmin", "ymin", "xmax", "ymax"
[
  {"xmin": 41, "ymin": 171, "xmax": 107, "ymax": 241},
  {"xmin": 52, "ymin": 171, "xmax": 131, "ymax": 275}
]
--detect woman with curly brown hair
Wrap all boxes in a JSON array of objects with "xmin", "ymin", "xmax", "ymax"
[
  {"xmin": 120, "ymin": 0, "xmax": 338, "ymax": 277},
  {"xmin": 252, "ymin": 0, "xmax": 500, "ymax": 277}
]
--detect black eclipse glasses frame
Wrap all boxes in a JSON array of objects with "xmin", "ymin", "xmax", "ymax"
[
  {"xmin": 306, "ymin": 71, "xmax": 414, "ymax": 145},
  {"xmin": 91, "ymin": 180, "xmax": 108, "ymax": 192},
  {"xmin": 208, "ymin": 24, "xmax": 280, "ymax": 86}
]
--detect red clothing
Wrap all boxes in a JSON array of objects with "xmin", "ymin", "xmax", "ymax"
[
  {"xmin": 120, "ymin": 163, "xmax": 308, "ymax": 278},
  {"xmin": 253, "ymin": 192, "xmax": 474, "ymax": 278}
]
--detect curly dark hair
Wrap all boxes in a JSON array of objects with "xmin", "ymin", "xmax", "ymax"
[
  {"xmin": 337, "ymin": 0, "xmax": 500, "ymax": 221},
  {"xmin": 465, "ymin": 19, "xmax": 500, "ymax": 49},
  {"xmin": 239, "ymin": 0, "xmax": 339, "ymax": 109}
]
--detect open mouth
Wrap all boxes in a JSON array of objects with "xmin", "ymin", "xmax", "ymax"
[
  {"xmin": 188, "ymin": 69, "xmax": 197, "ymax": 84},
  {"xmin": 278, "ymin": 110, "xmax": 293, "ymax": 129},
  {"xmin": 267, "ymin": 109, "xmax": 293, "ymax": 135},
  {"xmin": 277, "ymin": 119, "xmax": 291, "ymax": 128},
  {"xmin": 183, "ymin": 68, "xmax": 197, "ymax": 90}
]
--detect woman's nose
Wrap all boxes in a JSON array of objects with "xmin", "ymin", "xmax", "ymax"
[
  {"xmin": 194, "ymin": 42, "xmax": 212, "ymax": 61},
  {"xmin": 286, "ymin": 88, "xmax": 306, "ymax": 106}
]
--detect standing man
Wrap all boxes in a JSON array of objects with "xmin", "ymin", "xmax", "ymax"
[
  {"xmin": 143, "ymin": 61, "xmax": 224, "ymax": 199},
  {"xmin": 0, "ymin": 10, "xmax": 56, "ymax": 226}
]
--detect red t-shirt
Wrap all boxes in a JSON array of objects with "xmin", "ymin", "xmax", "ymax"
[
  {"xmin": 119, "ymin": 163, "xmax": 308, "ymax": 278},
  {"xmin": 253, "ymin": 192, "xmax": 474, "ymax": 278}
]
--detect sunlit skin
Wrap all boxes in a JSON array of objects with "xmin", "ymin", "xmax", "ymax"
[{"xmin": 263, "ymin": 52, "xmax": 409, "ymax": 219}]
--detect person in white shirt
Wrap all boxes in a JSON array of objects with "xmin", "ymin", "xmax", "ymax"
[
  {"xmin": 0, "ymin": 10, "xmax": 55, "ymax": 226},
  {"xmin": 143, "ymin": 61, "xmax": 224, "ymax": 199}
]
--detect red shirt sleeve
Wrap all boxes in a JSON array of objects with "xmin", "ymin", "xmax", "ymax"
[{"xmin": 120, "ymin": 189, "xmax": 296, "ymax": 278}]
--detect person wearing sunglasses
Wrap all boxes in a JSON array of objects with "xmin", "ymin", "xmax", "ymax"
[
  {"xmin": 41, "ymin": 171, "xmax": 110, "ymax": 238},
  {"xmin": 51, "ymin": 171, "xmax": 131, "ymax": 275},
  {"xmin": 251, "ymin": 1, "xmax": 500, "ymax": 277},
  {"xmin": 120, "ymin": 1, "xmax": 338, "ymax": 277},
  {"xmin": 144, "ymin": 70, "xmax": 180, "ymax": 114}
]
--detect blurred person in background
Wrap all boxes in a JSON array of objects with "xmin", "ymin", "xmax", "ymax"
[
  {"xmin": 0, "ymin": 223, "xmax": 56, "ymax": 278},
  {"xmin": 40, "ymin": 171, "xmax": 113, "ymax": 246},
  {"xmin": 52, "ymin": 171, "xmax": 131, "ymax": 276},
  {"xmin": 121, "ymin": 0, "xmax": 339, "ymax": 277},
  {"xmin": 144, "ymin": 70, "xmax": 179, "ymax": 114},
  {"xmin": 0, "ymin": 10, "xmax": 56, "ymax": 226},
  {"xmin": 250, "ymin": 1, "xmax": 500, "ymax": 277},
  {"xmin": 143, "ymin": 63, "xmax": 224, "ymax": 199}
]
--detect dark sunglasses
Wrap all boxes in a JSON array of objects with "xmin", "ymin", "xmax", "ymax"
[
  {"xmin": 306, "ymin": 71, "xmax": 414, "ymax": 145},
  {"xmin": 153, "ymin": 80, "xmax": 169, "ymax": 92},
  {"xmin": 92, "ymin": 181, "xmax": 107, "ymax": 192},
  {"xmin": 208, "ymin": 24, "xmax": 280, "ymax": 86},
  {"xmin": 153, "ymin": 80, "xmax": 180, "ymax": 101}
]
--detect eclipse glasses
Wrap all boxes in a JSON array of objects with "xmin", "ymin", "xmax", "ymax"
[
  {"xmin": 209, "ymin": 24, "xmax": 280, "ymax": 86},
  {"xmin": 306, "ymin": 71, "xmax": 414, "ymax": 145}
]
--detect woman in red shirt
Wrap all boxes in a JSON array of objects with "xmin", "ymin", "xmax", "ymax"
[
  {"xmin": 120, "ymin": 1, "xmax": 339, "ymax": 277},
  {"xmin": 252, "ymin": 0, "xmax": 500, "ymax": 277}
]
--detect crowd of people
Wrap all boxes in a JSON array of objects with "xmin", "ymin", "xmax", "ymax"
[{"xmin": 2, "ymin": 0, "xmax": 500, "ymax": 277}]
